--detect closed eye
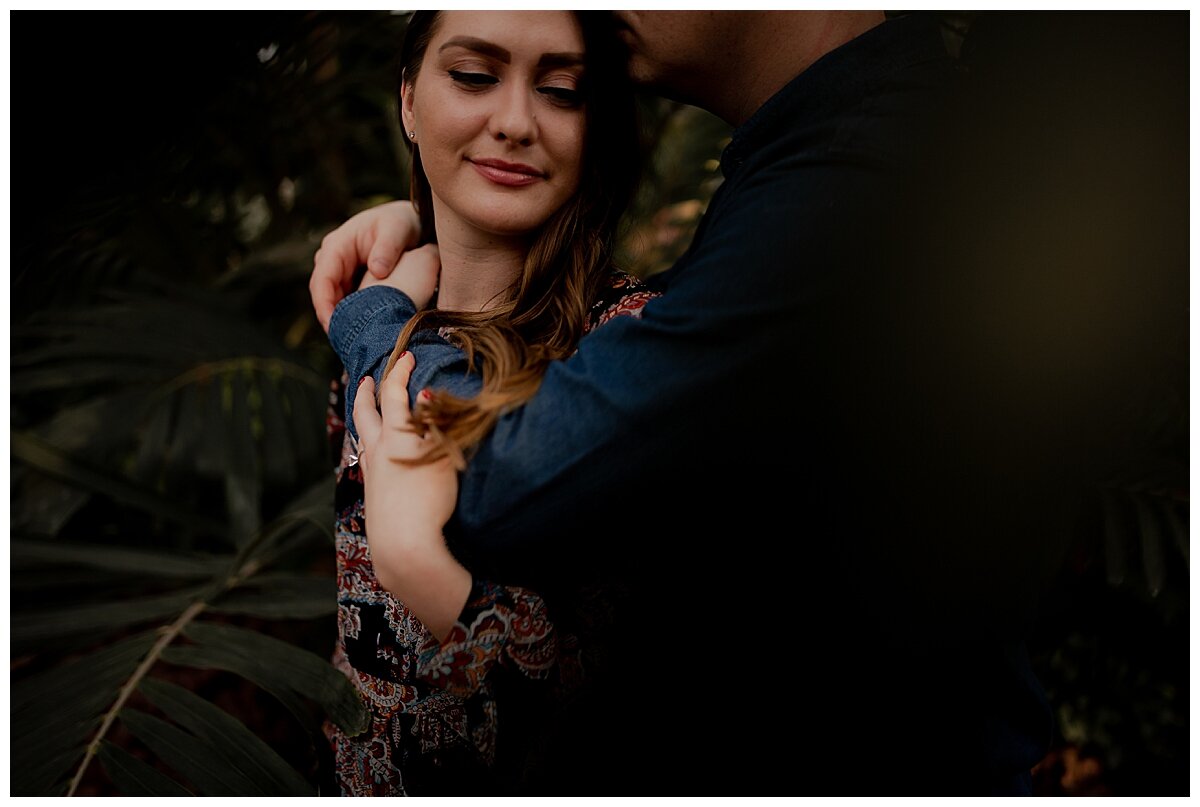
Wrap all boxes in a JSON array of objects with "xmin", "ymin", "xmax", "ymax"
[
  {"xmin": 448, "ymin": 70, "xmax": 497, "ymax": 88},
  {"xmin": 538, "ymin": 86, "xmax": 583, "ymax": 107}
]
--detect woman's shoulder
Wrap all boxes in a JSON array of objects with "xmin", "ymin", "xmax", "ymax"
[{"xmin": 586, "ymin": 269, "xmax": 662, "ymax": 333}]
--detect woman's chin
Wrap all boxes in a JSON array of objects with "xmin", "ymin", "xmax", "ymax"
[
  {"xmin": 431, "ymin": 188, "xmax": 571, "ymax": 241},
  {"xmin": 463, "ymin": 210, "xmax": 559, "ymax": 239},
  {"xmin": 431, "ymin": 177, "xmax": 575, "ymax": 241}
]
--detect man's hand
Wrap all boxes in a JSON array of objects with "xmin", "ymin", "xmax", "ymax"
[
  {"xmin": 310, "ymin": 200, "xmax": 422, "ymax": 332},
  {"xmin": 358, "ymin": 243, "xmax": 441, "ymax": 310}
]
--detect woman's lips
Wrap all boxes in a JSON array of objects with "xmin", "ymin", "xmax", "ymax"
[{"xmin": 469, "ymin": 158, "xmax": 545, "ymax": 187}]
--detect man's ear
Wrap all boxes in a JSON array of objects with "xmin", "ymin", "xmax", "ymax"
[{"xmin": 400, "ymin": 72, "xmax": 416, "ymax": 137}]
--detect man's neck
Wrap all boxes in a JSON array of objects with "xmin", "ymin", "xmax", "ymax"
[{"xmin": 714, "ymin": 11, "xmax": 886, "ymax": 127}]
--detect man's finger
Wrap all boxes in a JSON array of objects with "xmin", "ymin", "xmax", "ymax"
[
  {"xmin": 363, "ymin": 203, "xmax": 422, "ymax": 278},
  {"xmin": 310, "ymin": 274, "xmax": 338, "ymax": 333},
  {"xmin": 365, "ymin": 227, "xmax": 411, "ymax": 279},
  {"xmin": 311, "ymin": 229, "xmax": 362, "ymax": 332}
]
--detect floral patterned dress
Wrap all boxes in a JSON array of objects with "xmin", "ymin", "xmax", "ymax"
[{"xmin": 322, "ymin": 271, "xmax": 658, "ymax": 795}]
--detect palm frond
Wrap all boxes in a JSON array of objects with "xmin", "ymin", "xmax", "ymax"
[
  {"xmin": 12, "ymin": 632, "xmax": 159, "ymax": 796},
  {"xmin": 97, "ymin": 741, "xmax": 194, "ymax": 797},
  {"xmin": 12, "ymin": 432, "xmax": 228, "ymax": 538},
  {"xmin": 166, "ymin": 621, "xmax": 367, "ymax": 738},
  {"xmin": 10, "ymin": 478, "xmax": 364, "ymax": 796},
  {"xmin": 137, "ymin": 679, "xmax": 313, "ymax": 795},
  {"xmin": 119, "ymin": 709, "xmax": 265, "ymax": 797}
]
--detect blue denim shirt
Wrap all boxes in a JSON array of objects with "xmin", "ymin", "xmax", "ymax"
[
  {"xmin": 327, "ymin": 13, "xmax": 1055, "ymax": 792},
  {"xmin": 328, "ymin": 286, "xmax": 480, "ymax": 443},
  {"xmin": 329, "ymin": 12, "xmax": 967, "ymax": 568}
]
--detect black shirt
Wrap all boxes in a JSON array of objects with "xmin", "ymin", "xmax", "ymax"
[{"xmin": 341, "ymin": 12, "xmax": 1095, "ymax": 795}]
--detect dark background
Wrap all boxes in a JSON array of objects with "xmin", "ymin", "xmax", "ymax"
[{"xmin": 10, "ymin": 11, "xmax": 1188, "ymax": 795}]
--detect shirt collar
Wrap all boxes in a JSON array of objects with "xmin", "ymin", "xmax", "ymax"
[{"xmin": 721, "ymin": 13, "xmax": 949, "ymax": 177}]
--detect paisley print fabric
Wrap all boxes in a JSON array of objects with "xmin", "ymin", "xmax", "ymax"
[{"xmin": 323, "ymin": 270, "xmax": 658, "ymax": 795}]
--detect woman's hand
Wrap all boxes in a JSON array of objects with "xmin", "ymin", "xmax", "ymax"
[
  {"xmin": 357, "ymin": 243, "xmax": 441, "ymax": 310},
  {"xmin": 310, "ymin": 200, "xmax": 422, "ymax": 332},
  {"xmin": 355, "ymin": 352, "xmax": 458, "ymax": 531},
  {"xmin": 353, "ymin": 352, "xmax": 469, "ymax": 640}
]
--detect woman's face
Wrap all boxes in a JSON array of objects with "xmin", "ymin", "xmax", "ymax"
[{"xmin": 403, "ymin": 11, "xmax": 588, "ymax": 240}]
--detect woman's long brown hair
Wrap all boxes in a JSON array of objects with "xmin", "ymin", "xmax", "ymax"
[{"xmin": 383, "ymin": 11, "xmax": 641, "ymax": 467}]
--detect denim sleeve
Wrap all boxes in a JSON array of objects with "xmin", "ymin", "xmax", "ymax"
[
  {"xmin": 327, "ymin": 286, "xmax": 416, "ymax": 441},
  {"xmin": 406, "ymin": 147, "xmax": 901, "ymax": 580},
  {"xmin": 328, "ymin": 285, "xmax": 484, "ymax": 441}
]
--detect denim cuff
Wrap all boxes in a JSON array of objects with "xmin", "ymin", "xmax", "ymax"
[
  {"xmin": 328, "ymin": 286, "xmax": 417, "ymax": 362},
  {"xmin": 328, "ymin": 286, "xmax": 418, "ymax": 440}
]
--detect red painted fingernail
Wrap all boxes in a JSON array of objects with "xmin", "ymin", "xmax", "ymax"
[
  {"xmin": 360, "ymin": 376, "xmax": 371, "ymax": 385},
  {"xmin": 398, "ymin": 351, "xmax": 408, "ymax": 359},
  {"xmin": 419, "ymin": 388, "xmax": 433, "ymax": 400}
]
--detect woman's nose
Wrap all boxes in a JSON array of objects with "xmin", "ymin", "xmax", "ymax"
[{"xmin": 489, "ymin": 84, "xmax": 537, "ymax": 146}]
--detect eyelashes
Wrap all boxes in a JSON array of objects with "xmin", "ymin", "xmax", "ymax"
[
  {"xmin": 448, "ymin": 70, "xmax": 497, "ymax": 88},
  {"xmin": 447, "ymin": 70, "xmax": 583, "ymax": 108},
  {"xmin": 537, "ymin": 86, "xmax": 583, "ymax": 106}
]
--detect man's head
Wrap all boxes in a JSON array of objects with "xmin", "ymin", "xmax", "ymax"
[
  {"xmin": 611, "ymin": 11, "xmax": 885, "ymax": 125},
  {"xmin": 611, "ymin": 11, "xmax": 743, "ymax": 104}
]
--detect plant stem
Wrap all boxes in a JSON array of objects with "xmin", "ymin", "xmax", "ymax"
[
  {"xmin": 63, "ymin": 482, "xmax": 324, "ymax": 795},
  {"xmin": 65, "ymin": 599, "xmax": 208, "ymax": 796}
]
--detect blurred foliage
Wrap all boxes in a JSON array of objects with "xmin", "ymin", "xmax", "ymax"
[
  {"xmin": 11, "ymin": 11, "xmax": 429, "ymax": 795},
  {"xmin": 8, "ymin": 10, "xmax": 1186, "ymax": 796}
]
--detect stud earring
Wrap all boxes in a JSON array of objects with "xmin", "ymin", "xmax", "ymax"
[{"xmin": 408, "ymin": 130, "xmax": 417, "ymax": 141}]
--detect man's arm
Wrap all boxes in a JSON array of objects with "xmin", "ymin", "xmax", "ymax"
[{"xmin": 414, "ymin": 165, "xmax": 867, "ymax": 581}]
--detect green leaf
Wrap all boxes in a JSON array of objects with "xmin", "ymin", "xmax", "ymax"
[
  {"xmin": 98, "ymin": 740, "xmax": 194, "ymax": 796},
  {"xmin": 10, "ymin": 471, "xmax": 91, "ymax": 536},
  {"xmin": 279, "ymin": 376, "xmax": 327, "ymax": 467},
  {"xmin": 165, "ymin": 382, "xmax": 201, "ymax": 470},
  {"xmin": 281, "ymin": 475, "xmax": 336, "ymax": 522},
  {"xmin": 11, "ymin": 431, "xmax": 227, "ymax": 537},
  {"xmin": 11, "ymin": 631, "xmax": 157, "ymax": 795},
  {"xmin": 12, "ymin": 589, "xmax": 202, "ymax": 647},
  {"xmin": 225, "ymin": 470, "xmax": 263, "ymax": 547},
  {"xmin": 258, "ymin": 373, "xmax": 299, "ymax": 485},
  {"xmin": 138, "ymin": 678, "xmax": 313, "ymax": 795},
  {"xmin": 34, "ymin": 392, "xmax": 149, "ymax": 461},
  {"xmin": 10, "ymin": 568, "xmax": 130, "ymax": 592},
  {"xmin": 197, "ymin": 375, "xmax": 229, "ymax": 478},
  {"xmin": 12, "ymin": 631, "xmax": 157, "ymax": 727},
  {"xmin": 11, "ymin": 538, "xmax": 231, "ymax": 578},
  {"xmin": 225, "ymin": 370, "xmax": 263, "ymax": 546},
  {"xmin": 132, "ymin": 392, "xmax": 177, "ymax": 484},
  {"xmin": 165, "ymin": 621, "xmax": 367, "ymax": 737},
  {"xmin": 10, "ymin": 748, "xmax": 81, "ymax": 796},
  {"xmin": 249, "ymin": 477, "xmax": 336, "ymax": 567},
  {"xmin": 119, "ymin": 708, "xmax": 261, "ymax": 796},
  {"xmin": 162, "ymin": 644, "xmax": 315, "ymax": 733},
  {"xmin": 211, "ymin": 574, "xmax": 336, "ymax": 619},
  {"xmin": 12, "ymin": 717, "xmax": 97, "ymax": 788}
]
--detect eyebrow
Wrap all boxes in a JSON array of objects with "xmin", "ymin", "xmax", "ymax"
[{"xmin": 438, "ymin": 36, "xmax": 584, "ymax": 69}]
